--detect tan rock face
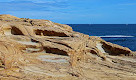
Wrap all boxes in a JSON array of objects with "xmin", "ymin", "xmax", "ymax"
[{"xmin": 0, "ymin": 14, "xmax": 136, "ymax": 80}]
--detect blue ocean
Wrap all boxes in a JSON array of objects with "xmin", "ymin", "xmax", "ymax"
[{"xmin": 68, "ymin": 24, "xmax": 136, "ymax": 51}]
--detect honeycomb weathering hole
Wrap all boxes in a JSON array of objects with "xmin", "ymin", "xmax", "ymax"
[
  {"xmin": 44, "ymin": 47, "xmax": 68, "ymax": 56},
  {"xmin": 11, "ymin": 27, "xmax": 24, "ymax": 35},
  {"xmin": 34, "ymin": 29, "xmax": 69, "ymax": 37}
]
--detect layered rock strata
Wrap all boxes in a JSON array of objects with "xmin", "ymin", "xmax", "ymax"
[{"xmin": 0, "ymin": 14, "xmax": 136, "ymax": 80}]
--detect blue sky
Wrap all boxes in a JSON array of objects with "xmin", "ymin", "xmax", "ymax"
[{"xmin": 0, "ymin": 0, "xmax": 136, "ymax": 24}]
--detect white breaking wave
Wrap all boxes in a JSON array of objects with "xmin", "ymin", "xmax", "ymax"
[{"xmin": 98, "ymin": 35, "xmax": 134, "ymax": 38}]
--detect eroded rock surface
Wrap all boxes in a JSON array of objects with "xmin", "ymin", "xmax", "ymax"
[{"xmin": 0, "ymin": 14, "xmax": 136, "ymax": 80}]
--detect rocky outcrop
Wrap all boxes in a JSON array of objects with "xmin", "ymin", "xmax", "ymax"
[{"xmin": 0, "ymin": 14, "xmax": 136, "ymax": 80}]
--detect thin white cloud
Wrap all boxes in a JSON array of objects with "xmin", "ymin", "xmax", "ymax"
[
  {"xmin": 2, "ymin": 0, "xmax": 68, "ymax": 3},
  {"xmin": 0, "ymin": 0, "xmax": 69, "ymax": 11}
]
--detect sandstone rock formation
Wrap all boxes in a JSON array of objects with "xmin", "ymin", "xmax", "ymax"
[{"xmin": 0, "ymin": 14, "xmax": 136, "ymax": 80}]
